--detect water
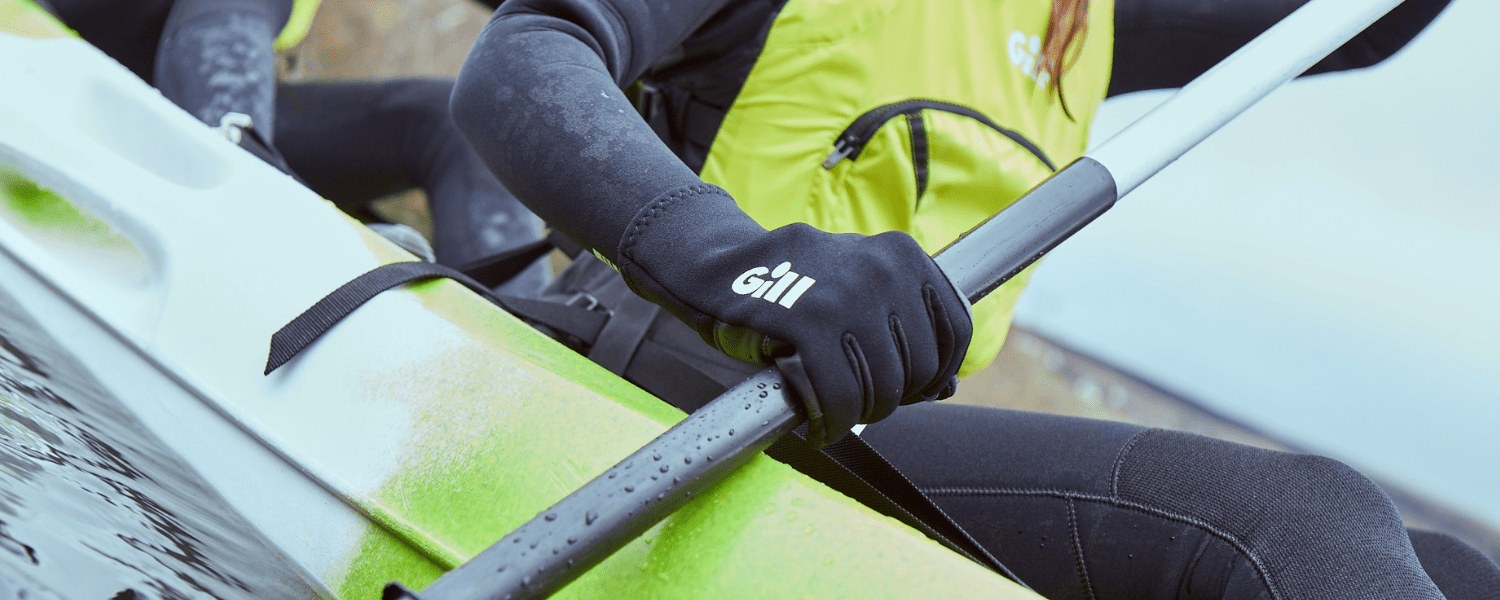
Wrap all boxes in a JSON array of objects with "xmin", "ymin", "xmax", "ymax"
[{"xmin": 0, "ymin": 286, "xmax": 328, "ymax": 599}]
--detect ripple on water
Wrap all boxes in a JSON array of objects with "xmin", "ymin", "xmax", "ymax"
[{"xmin": 0, "ymin": 286, "xmax": 327, "ymax": 599}]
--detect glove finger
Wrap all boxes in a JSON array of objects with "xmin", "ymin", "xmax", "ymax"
[
  {"xmin": 775, "ymin": 349, "xmax": 860, "ymax": 449},
  {"xmin": 918, "ymin": 283, "xmax": 970, "ymax": 400},
  {"xmin": 891, "ymin": 312, "xmax": 940, "ymax": 407},
  {"xmin": 853, "ymin": 329, "xmax": 906, "ymax": 423}
]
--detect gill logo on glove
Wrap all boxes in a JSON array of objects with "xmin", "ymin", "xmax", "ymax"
[{"xmin": 732, "ymin": 261, "xmax": 817, "ymax": 308}]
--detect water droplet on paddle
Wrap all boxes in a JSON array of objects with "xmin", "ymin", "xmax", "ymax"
[
  {"xmin": 544, "ymin": 513, "xmax": 557, "ymax": 521},
  {"xmin": 759, "ymin": 391, "xmax": 768, "ymax": 398},
  {"xmin": 684, "ymin": 456, "xmax": 692, "ymax": 464},
  {"xmin": 659, "ymin": 465, "xmax": 669, "ymax": 473},
  {"xmin": 624, "ymin": 485, "xmax": 634, "ymax": 493},
  {"xmin": 586, "ymin": 511, "xmax": 598, "ymax": 525},
  {"xmin": 653, "ymin": 453, "xmax": 661, "ymax": 461},
  {"xmin": 567, "ymin": 536, "xmax": 577, "ymax": 545}
]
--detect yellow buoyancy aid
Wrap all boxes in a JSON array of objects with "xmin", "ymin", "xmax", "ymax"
[
  {"xmin": 0, "ymin": 0, "xmax": 74, "ymax": 38},
  {"xmin": 699, "ymin": 0, "xmax": 1114, "ymax": 377},
  {"xmin": 273, "ymin": 0, "xmax": 322, "ymax": 50}
]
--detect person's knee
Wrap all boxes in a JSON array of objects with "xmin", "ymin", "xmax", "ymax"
[
  {"xmin": 1407, "ymin": 528, "xmax": 1500, "ymax": 600},
  {"xmin": 1115, "ymin": 430, "xmax": 1439, "ymax": 598}
]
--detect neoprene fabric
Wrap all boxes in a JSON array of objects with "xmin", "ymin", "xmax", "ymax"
[
  {"xmin": 615, "ymin": 184, "xmax": 970, "ymax": 447},
  {"xmin": 151, "ymin": 0, "xmax": 294, "ymax": 141}
]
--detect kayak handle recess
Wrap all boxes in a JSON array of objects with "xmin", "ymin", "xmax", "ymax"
[{"xmin": 384, "ymin": 158, "xmax": 1119, "ymax": 600}]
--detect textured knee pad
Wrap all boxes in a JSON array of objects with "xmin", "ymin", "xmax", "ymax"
[{"xmin": 1115, "ymin": 429, "xmax": 1443, "ymax": 600}]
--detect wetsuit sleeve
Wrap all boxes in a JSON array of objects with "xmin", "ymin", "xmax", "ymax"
[
  {"xmin": 450, "ymin": 0, "xmax": 736, "ymax": 263},
  {"xmin": 1108, "ymin": 0, "xmax": 1452, "ymax": 96}
]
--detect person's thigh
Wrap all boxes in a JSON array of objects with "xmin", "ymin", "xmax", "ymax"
[{"xmin": 862, "ymin": 403, "xmax": 1443, "ymax": 599}]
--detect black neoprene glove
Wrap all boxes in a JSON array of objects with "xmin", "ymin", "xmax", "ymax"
[{"xmin": 616, "ymin": 184, "xmax": 972, "ymax": 447}]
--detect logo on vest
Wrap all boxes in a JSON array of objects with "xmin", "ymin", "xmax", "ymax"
[
  {"xmin": 1008, "ymin": 30, "xmax": 1050, "ymax": 89},
  {"xmin": 732, "ymin": 261, "xmax": 817, "ymax": 309}
]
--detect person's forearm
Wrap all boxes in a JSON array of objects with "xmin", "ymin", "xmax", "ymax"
[
  {"xmin": 1109, "ymin": 0, "xmax": 1452, "ymax": 96},
  {"xmin": 450, "ymin": 0, "xmax": 731, "ymax": 262}
]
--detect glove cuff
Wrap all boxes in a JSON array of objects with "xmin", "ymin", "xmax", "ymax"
[{"xmin": 615, "ymin": 184, "xmax": 767, "ymax": 338}]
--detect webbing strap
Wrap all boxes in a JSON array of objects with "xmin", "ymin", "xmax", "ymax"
[
  {"xmin": 586, "ymin": 293, "xmax": 661, "ymax": 373},
  {"xmin": 764, "ymin": 427, "xmax": 1025, "ymax": 585},
  {"xmin": 455, "ymin": 237, "xmax": 555, "ymax": 288},
  {"xmin": 264, "ymin": 261, "xmax": 497, "ymax": 374},
  {"xmin": 490, "ymin": 296, "xmax": 609, "ymax": 343},
  {"xmin": 818, "ymin": 433, "xmax": 1023, "ymax": 583}
]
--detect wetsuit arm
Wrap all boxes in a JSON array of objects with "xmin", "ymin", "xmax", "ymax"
[
  {"xmin": 1109, "ymin": 0, "xmax": 1452, "ymax": 97},
  {"xmin": 450, "ymin": 0, "xmax": 735, "ymax": 262}
]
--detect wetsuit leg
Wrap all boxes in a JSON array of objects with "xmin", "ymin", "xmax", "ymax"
[
  {"xmin": 1109, "ymin": 0, "xmax": 1453, "ymax": 96},
  {"xmin": 860, "ymin": 403, "xmax": 1493, "ymax": 599},
  {"xmin": 152, "ymin": 0, "xmax": 294, "ymax": 140},
  {"xmin": 273, "ymin": 80, "xmax": 550, "ymax": 292},
  {"xmin": 45, "ymin": 0, "xmax": 177, "ymax": 81},
  {"xmin": 1409, "ymin": 529, "xmax": 1500, "ymax": 600}
]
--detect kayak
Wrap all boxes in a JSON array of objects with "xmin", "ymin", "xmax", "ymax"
[{"xmin": 0, "ymin": 4, "xmax": 1031, "ymax": 599}]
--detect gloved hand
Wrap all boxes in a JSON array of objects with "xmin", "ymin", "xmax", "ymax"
[{"xmin": 616, "ymin": 185, "xmax": 971, "ymax": 447}]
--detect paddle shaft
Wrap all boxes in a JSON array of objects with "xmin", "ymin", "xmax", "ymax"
[{"xmin": 391, "ymin": 0, "xmax": 1407, "ymax": 597}]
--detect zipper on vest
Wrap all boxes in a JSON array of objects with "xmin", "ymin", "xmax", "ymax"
[{"xmin": 821, "ymin": 99, "xmax": 1057, "ymax": 171}]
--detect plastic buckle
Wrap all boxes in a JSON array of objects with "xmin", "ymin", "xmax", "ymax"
[{"xmin": 566, "ymin": 291, "xmax": 601, "ymax": 312}]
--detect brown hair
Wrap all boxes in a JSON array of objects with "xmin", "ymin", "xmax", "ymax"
[{"xmin": 1040, "ymin": 0, "xmax": 1089, "ymax": 120}]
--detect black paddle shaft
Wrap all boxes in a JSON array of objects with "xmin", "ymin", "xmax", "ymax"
[{"xmin": 383, "ymin": 158, "xmax": 1118, "ymax": 600}]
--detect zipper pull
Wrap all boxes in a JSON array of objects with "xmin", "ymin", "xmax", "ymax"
[{"xmin": 822, "ymin": 139, "xmax": 855, "ymax": 169}]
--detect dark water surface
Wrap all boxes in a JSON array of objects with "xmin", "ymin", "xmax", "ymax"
[{"xmin": 0, "ymin": 284, "xmax": 328, "ymax": 599}]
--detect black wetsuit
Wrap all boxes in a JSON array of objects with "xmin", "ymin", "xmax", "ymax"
[
  {"xmin": 47, "ymin": 0, "xmax": 549, "ymax": 290},
  {"xmin": 450, "ymin": 0, "xmax": 1500, "ymax": 598}
]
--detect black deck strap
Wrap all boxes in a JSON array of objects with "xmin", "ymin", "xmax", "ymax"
[
  {"xmin": 265, "ymin": 261, "xmax": 499, "ymax": 375},
  {"xmin": 585, "ymin": 293, "xmax": 661, "ymax": 374},
  {"xmin": 764, "ymin": 428, "xmax": 1027, "ymax": 587},
  {"xmin": 772, "ymin": 430, "xmax": 1027, "ymax": 586},
  {"xmin": 489, "ymin": 295, "xmax": 609, "ymax": 344},
  {"xmin": 457, "ymin": 237, "xmax": 555, "ymax": 288},
  {"xmin": 624, "ymin": 338, "xmax": 740, "ymax": 405}
]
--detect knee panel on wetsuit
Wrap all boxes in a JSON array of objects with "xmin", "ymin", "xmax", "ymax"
[
  {"xmin": 1407, "ymin": 528, "xmax": 1500, "ymax": 600},
  {"xmin": 1114, "ymin": 429, "xmax": 1444, "ymax": 600}
]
